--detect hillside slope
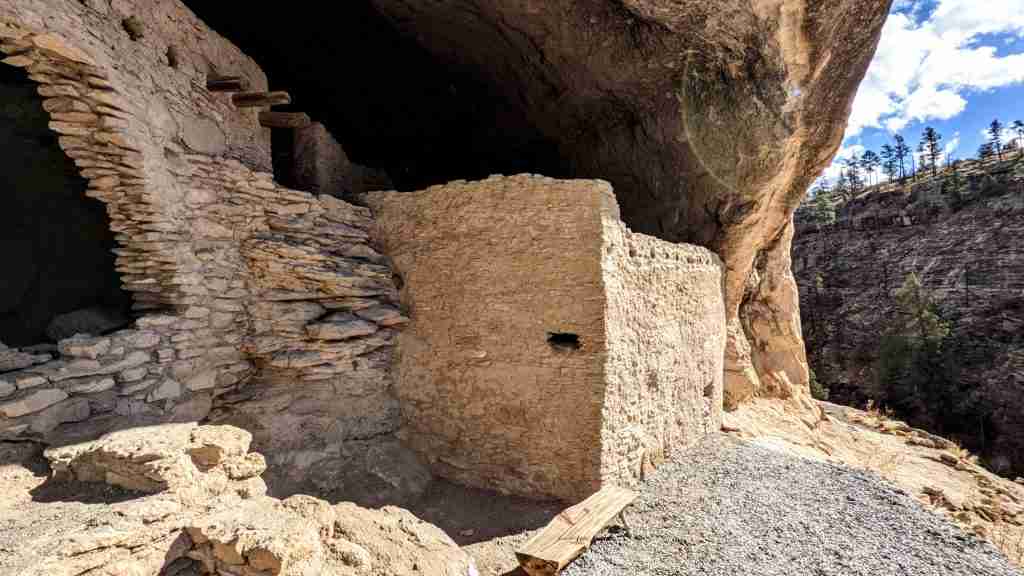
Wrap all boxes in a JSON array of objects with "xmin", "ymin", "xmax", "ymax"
[{"xmin": 793, "ymin": 156, "xmax": 1024, "ymax": 475}]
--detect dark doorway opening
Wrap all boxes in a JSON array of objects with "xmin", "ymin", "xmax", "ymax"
[
  {"xmin": 0, "ymin": 65, "xmax": 131, "ymax": 348},
  {"xmin": 184, "ymin": 1, "xmax": 566, "ymax": 193}
]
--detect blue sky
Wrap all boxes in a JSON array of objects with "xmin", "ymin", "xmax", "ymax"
[{"xmin": 822, "ymin": 0, "xmax": 1024, "ymax": 181}]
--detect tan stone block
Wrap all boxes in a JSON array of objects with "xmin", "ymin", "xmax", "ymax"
[
  {"xmin": 0, "ymin": 389, "xmax": 68, "ymax": 418},
  {"xmin": 31, "ymin": 33, "xmax": 96, "ymax": 65},
  {"xmin": 147, "ymin": 379, "xmax": 181, "ymax": 402}
]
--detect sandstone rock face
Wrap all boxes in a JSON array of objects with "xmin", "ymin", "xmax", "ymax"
[
  {"xmin": 368, "ymin": 175, "xmax": 725, "ymax": 501},
  {"xmin": 0, "ymin": 2, "xmax": 404, "ymax": 487},
  {"xmin": 793, "ymin": 160, "xmax": 1024, "ymax": 476},
  {"xmin": 369, "ymin": 0, "xmax": 892, "ymax": 408}
]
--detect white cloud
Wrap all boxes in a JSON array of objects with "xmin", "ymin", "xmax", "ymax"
[
  {"xmin": 944, "ymin": 132, "xmax": 961, "ymax": 157},
  {"xmin": 845, "ymin": 0, "xmax": 1024, "ymax": 139}
]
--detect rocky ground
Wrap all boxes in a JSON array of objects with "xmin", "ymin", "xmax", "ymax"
[
  {"xmin": 3, "ymin": 408, "xmax": 1021, "ymax": 575},
  {"xmin": 0, "ymin": 424, "xmax": 473, "ymax": 576},
  {"xmin": 565, "ymin": 434, "xmax": 1019, "ymax": 576},
  {"xmin": 725, "ymin": 399, "xmax": 1024, "ymax": 568}
]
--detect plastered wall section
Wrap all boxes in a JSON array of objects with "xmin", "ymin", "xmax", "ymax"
[
  {"xmin": 367, "ymin": 175, "xmax": 610, "ymax": 501},
  {"xmin": 369, "ymin": 175, "xmax": 726, "ymax": 501},
  {"xmin": 599, "ymin": 211, "xmax": 725, "ymax": 487}
]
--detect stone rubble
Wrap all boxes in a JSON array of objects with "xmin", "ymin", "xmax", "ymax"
[{"xmin": 5, "ymin": 423, "xmax": 474, "ymax": 576}]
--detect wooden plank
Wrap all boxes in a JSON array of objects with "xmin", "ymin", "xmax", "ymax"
[
  {"xmin": 206, "ymin": 75, "xmax": 248, "ymax": 92},
  {"xmin": 259, "ymin": 111, "xmax": 311, "ymax": 129},
  {"xmin": 515, "ymin": 486, "xmax": 637, "ymax": 576},
  {"xmin": 231, "ymin": 91, "xmax": 291, "ymax": 108}
]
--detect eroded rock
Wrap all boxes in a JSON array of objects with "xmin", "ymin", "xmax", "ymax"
[{"xmin": 11, "ymin": 424, "xmax": 471, "ymax": 576}]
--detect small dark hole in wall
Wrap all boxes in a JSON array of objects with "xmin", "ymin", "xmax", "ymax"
[
  {"xmin": 166, "ymin": 46, "xmax": 180, "ymax": 69},
  {"xmin": 122, "ymin": 16, "xmax": 145, "ymax": 41},
  {"xmin": 547, "ymin": 332, "xmax": 581, "ymax": 351}
]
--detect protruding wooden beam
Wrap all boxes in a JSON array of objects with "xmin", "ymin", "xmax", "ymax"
[
  {"xmin": 206, "ymin": 75, "xmax": 248, "ymax": 92},
  {"xmin": 259, "ymin": 111, "xmax": 311, "ymax": 129},
  {"xmin": 232, "ymin": 91, "xmax": 291, "ymax": 108}
]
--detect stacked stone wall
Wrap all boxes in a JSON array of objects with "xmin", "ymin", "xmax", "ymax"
[{"xmin": 0, "ymin": 2, "xmax": 402, "ymax": 468}]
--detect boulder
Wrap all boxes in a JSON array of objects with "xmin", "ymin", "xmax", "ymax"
[{"xmin": 44, "ymin": 422, "xmax": 267, "ymax": 499}]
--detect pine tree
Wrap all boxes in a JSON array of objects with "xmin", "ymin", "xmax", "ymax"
[
  {"xmin": 861, "ymin": 150, "xmax": 881, "ymax": 186},
  {"xmin": 921, "ymin": 127, "xmax": 942, "ymax": 177},
  {"xmin": 988, "ymin": 119, "xmax": 1004, "ymax": 160},
  {"xmin": 880, "ymin": 144, "xmax": 897, "ymax": 183},
  {"xmin": 842, "ymin": 155, "xmax": 863, "ymax": 197},
  {"xmin": 1012, "ymin": 120, "xmax": 1024, "ymax": 157},
  {"xmin": 943, "ymin": 160, "xmax": 966, "ymax": 209},
  {"xmin": 811, "ymin": 182, "xmax": 836, "ymax": 225},
  {"xmin": 979, "ymin": 141, "xmax": 995, "ymax": 159},
  {"xmin": 894, "ymin": 134, "xmax": 911, "ymax": 181}
]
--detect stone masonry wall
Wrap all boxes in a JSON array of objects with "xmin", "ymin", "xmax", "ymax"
[
  {"xmin": 600, "ymin": 214, "xmax": 725, "ymax": 484},
  {"xmin": 0, "ymin": 2, "xmax": 402, "ymax": 471},
  {"xmin": 368, "ymin": 175, "xmax": 724, "ymax": 501}
]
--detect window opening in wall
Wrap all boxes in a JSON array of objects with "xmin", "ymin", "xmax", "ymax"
[
  {"xmin": 547, "ymin": 332, "xmax": 581, "ymax": 351},
  {"xmin": 0, "ymin": 64, "xmax": 132, "ymax": 353}
]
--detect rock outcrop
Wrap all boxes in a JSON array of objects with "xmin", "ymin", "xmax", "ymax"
[
  {"xmin": 793, "ymin": 156, "xmax": 1024, "ymax": 476},
  {"xmin": 4, "ymin": 423, "xmax": 474, "ymax": 576},
  {"xmin": 366, "ymin": 0, "xmax": 893, "ymax": 408}
]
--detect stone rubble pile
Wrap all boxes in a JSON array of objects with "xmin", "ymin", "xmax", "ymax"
[{"xmin": 9, "ymin": 423, "xmax": 474, "ymax": 576}]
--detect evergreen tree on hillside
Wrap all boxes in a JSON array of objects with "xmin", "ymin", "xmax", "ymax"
[
  {"xmin": 943, "ymin": 160, "xmax": 967, "ymax": 209},
  {"xmin": 861, "ymin": 150, "xmax": 881, "ymax": 186},
  {"xmin": 894, "ymin": 134, "xmax": 911, "ymax": 181},
  {"xmin": 811, "ymin": 182, "xmax": 836, "ymax": 225},
  {"xmin": 979, "ymin": 141, "xmax": 995, "ymax": 159},
  {"xmin": 876, "ymin": 273, "xmax": 953, "ymax": 423},
  {"xmin": 921, "ymin": 127, "xmax": 943, "ymax": 177},
  {"xmin": 988, "ymin": 119, "xmax": 1004, "ymax": 160},
  {"xmin": 1012, "ymin": 120, "xmax": 1024, "ymax": 157},
  {"xmin": 880, "ymin": 144, "xmax": 897, "ymax": 183},
  {"xmin": 842, "ymin": 156, "xmax": 863, "ymax": 198},
  {"xmin": 834, "ymin": 171, "xmax": 851, "ymax": 203}
]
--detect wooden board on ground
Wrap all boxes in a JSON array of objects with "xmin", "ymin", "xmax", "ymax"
[{"xmin": 515, "ymin": 486, "xmax": 637, "ymax": 576}]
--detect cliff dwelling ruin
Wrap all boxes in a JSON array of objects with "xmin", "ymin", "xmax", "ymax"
[{"xmin": 0, "ymin": 0, "xmax": 913, "ymax": 574}]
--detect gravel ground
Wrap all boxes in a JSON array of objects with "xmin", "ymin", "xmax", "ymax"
[{"xmin": 565, "ymin": 435, "xmax": 1022, "ymax": 576}]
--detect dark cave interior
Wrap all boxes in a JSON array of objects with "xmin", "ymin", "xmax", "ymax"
[
  {"xmin": 0, "ymin": 65, "xmax": 131, "ymax": 347},
  {"xmin": 185, "ymin": 1, "xmax": 568, "ymax": 193}
]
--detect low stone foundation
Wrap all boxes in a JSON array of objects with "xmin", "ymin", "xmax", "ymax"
[{"xmin": 368, "ymin": 175, "xmax": 726, "ymax": 501}]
